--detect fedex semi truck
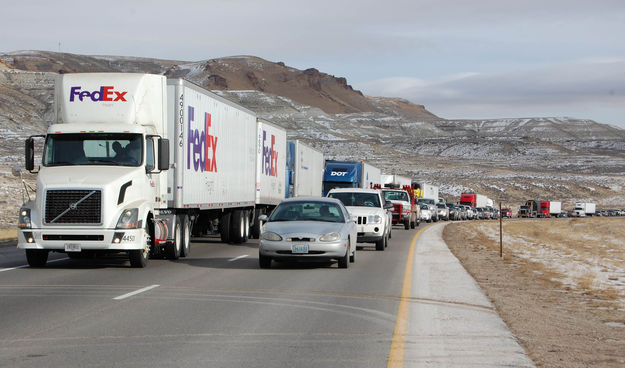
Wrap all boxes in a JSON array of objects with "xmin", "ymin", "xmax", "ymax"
[
  {"xmin": 322, "ymin": 160, "xmax": 381, "ymax": 196},
  {"xmin": 16, "ymin": 73, "xmax": 284, "ymax": 267},
  {"xmin": 285, "ymin": 140, "xmax": 324, "ymax": 198}
]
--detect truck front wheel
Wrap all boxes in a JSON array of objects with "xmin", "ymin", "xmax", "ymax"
[
  {"xmin": 403, "ymin": 217, "xmax": 410, "ymax": 230},
  {"xmin": 26, "ymin": 249, "xmax": 48, "ymax": 268}
]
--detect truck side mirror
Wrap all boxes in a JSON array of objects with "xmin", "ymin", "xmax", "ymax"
[
  {"xmin": 384, "ymin": 200, "xmax": 393, "ymax": 210},
  {"xmin": 25, "ymin": 138, "xmax": 35, "ymax": 172},
  {"xmin": 158, "ymin": 138, "xmax": 169, "ymax": 171}
]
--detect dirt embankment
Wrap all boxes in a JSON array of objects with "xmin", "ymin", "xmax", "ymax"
[{"xmin": 443, "ymin": 218, "xmax": 625, "ymax": 368}]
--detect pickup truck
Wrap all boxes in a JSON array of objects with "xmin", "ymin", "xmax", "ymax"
[{"xmin": 381, "ymin": 189, "xmax": 419, "ymax": 229}]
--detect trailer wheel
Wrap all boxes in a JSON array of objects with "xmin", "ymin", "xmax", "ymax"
[
  {"xmin": 166, "ymin": 219, "xmax": 181, "ymax": 260},
  {"xmin": 180, "ymin": 215, "xmax": 191, "ymax": 257},
  {"xmin": 230, "ymin": 210, "xmax": 247, "ymax": 244},
  {"xmin": 219, "ymin": 212, "xmax": 231, "ymax": 243},
  {"xmin": 25, "ymin": 249, "xmax": 48, "ymax": 268},
  {"xmin": 250, "ymin": 209, "xmax": 262, "ymax": 239}
]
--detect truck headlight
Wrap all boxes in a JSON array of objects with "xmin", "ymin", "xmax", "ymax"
[
  {"xmin": 368, "ymin": 215, "xmax": 382, "ymax": 224},
  {"xmin": 319, "ymin": 232, "xmax": 340, "ymax": 242},
  {"xmin": 116, "ymin": 208, "xmax": 139, "ymax": 229},
  {"xmin": 18, "ymin": 208, "xmax": 31, "ymax": 229},
  {"xmin": 261, "ymin": 232, "xmax": 283, "ymax": 241}
]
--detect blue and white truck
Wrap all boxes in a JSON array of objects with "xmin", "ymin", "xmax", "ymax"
[
  {"xmin": 322, "ymin": 160, "xmax": 381, "ymax": 196},
  {"xmin": 285, "ymin": 140, "xmax": 324, "ymax": 198}
]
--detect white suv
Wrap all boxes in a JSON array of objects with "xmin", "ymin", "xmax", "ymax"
[{"xmin": 327, "ymin": 188, "xmax": 392, "ymax": 251}]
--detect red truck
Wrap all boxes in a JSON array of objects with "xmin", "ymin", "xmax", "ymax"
[{"xmin": 381, "ymin": 187, "xmax": 419, "ymax": 229}]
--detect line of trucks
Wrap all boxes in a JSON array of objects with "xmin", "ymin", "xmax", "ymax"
[
  {"xmin": 14, "ymin": 72, "xmax": 442, "ymax": 268},
  {"xmin": 517, "ymin": 200, "xmax": 595, "ymax": 218}
]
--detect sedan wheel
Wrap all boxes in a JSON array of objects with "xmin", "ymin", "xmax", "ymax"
[
  {"xmin": 338, "ymin": 249, "xmax": 349, "ymax": 269},
  {"xmin": 259, "ymin": 253, "xmax": 271, "ymax": 269}
]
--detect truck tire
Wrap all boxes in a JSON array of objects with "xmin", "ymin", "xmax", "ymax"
[
  {"xmin": 410, "ymin": 220, "xmax": 416, "ymax": 229},
  {"xmin": 375, "ymin": 236, "xmax": 385, "ymax": 251},
  {"xmin": 130, "ymin": 220, "xmax": 151, "ymax": 268},
  {"xmin": 403, "ymin": 217, "xmax": 410, "ymax": 230},
  {"xmin": 166, "ymin": 220, "xmax": 182, "ymax": 260},
  {"xmin": 219, "ymin": 212, "xmax": 231, "ymax": 243},
  {"xmin": 230, "ymin": 210, "xmax": 248, "ymax": 244},
  {"xmin": 250, "ymin": 208, "xmax": 262, "ymax": 239},
  {"xmin": 25, "ymin": 249, "xmax": 48, "ymax": 268},
  {"xmin": 180, "ymin": 215, "xmax": 191, "ymax": 257}
]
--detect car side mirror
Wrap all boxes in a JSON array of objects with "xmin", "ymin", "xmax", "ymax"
[
  {"xmin": 350, "ymin": 215, "xmax": 358, "ymax": 223},
  {"xmin": 259, "ymin": 214, "xmax": 268, "ymax": 223}
]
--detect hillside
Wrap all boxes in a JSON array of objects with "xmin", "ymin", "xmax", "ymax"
[{"xmin": 0, "ymin": 50, "xmax": 624, "ymax": 229}]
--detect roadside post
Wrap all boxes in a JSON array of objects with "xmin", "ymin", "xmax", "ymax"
[{"xmin": 499, "ymin": 202, "xmax": 503, "ymax": 258}]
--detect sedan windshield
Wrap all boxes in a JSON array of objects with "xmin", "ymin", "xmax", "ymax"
[
  {"xmin": 43, "ymin": 133, "xmax": 143, "ymax": 167},
  {"xmin": 269, "ymin": 201, "xmax": 345, "ymax": 223},
  {"xmin": 328, "ymin": 192, "xmax": 381, "ymax": 207}
]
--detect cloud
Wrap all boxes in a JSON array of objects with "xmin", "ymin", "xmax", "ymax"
[{"xmin": 356, "ymin": 58, "xmax": 625, "ymax": 127}]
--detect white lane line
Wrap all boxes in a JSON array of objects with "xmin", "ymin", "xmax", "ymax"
[
  {"xmin": 0, "ymin": 257, "xmax": 69, "ymax": 273},
  {"xmin": 113, "ymin": 284, "xmax": 160, "ymax": 300},
  {"xmin": 228, "ymin": 254, "xmax": 249, "ymax": 262}
]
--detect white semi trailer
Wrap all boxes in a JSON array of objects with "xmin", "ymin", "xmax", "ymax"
[{"xmin": 16, "ymin": 73, "xmax": 282, "ymax": 267}]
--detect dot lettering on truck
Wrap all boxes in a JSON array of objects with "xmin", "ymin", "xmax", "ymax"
[
  {"xmin": 187, "ymin": 106, "xmax": 218, "ymax": 173},
  {"xmin": 69, "ymin": 86, "xmax": 127, "ymax": 102}
]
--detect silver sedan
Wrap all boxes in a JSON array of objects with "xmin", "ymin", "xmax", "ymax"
[{"xmin": 259, "ymin": 197, "xmax": 357, "ymax": 269}]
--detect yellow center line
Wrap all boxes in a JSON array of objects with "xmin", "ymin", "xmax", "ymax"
[{"xmin": 387, "ymin": 226, "xmax": 426, "ymax": 368}]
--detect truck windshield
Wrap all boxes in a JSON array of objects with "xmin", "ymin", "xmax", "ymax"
[
  {"xmin": 383, "ymin": 191, "xmax": 409, "ymax": 202},
  {"xmin": 43, "ymin": 133, "xmax": 143, "ymax": 167},
  {"xmin": 328, "ymin": 192, "xmax": 381, "ymax": 207}
]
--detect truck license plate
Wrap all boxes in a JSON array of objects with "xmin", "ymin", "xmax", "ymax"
[
  {"xmin": 64, "ymin": 243, "xmax": 81, "ymax": 252},
  {"xmin": 291, "ymin": 244, "xmax": 309, "ymax": 254}
]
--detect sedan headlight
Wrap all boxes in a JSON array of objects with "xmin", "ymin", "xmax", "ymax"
[
  {"xmin": 18, "ymin": 208, "xmax": 31, "ymax": 229},
  {"xmin": 261, "ymin": 231, "xmax": 283, "ymax": 241},
  {"xmin": 116, "ymin": 208, "xmax": 139, "ymax": 229},
  {"xmin": 368, "ymin": 215, "xmax": 383, "ymax": 224},
  {"xmin": 319, "ymin": 232, "xmax": 341, "ymax": 242}
]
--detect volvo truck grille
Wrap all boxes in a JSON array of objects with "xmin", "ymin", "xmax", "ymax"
[{"xmin": 45, "ymin": 190, "xmax": 102, "ymax": 224}]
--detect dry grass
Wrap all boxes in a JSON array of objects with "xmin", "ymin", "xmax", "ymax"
[
  {"xmin": 0, "ymin": 228, "xmax": 17, "ymax": 241},
  {"xmin": 444, "ymin": 218, "xmax": 625, "ymax": 368},
  {"xmin": 458, "ymin": 217, "xmax": 625, "ymax": 307}
]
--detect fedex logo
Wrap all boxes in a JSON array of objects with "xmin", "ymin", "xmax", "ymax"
[
  {"xmin": 187, "ymin": 106, "xmax": 218, "ymax": 172},
  {"xmin": 69, "ymin": 86, "xmax": 127, "ymax": 102},
  {"xmin": 262, "ymin": 130, "xmax": 279, "ymax": 177}
]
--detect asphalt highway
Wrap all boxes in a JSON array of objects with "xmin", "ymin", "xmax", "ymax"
[{"xmin": 0, "ymin": 223, "xmax": 533, "ymax": 367}]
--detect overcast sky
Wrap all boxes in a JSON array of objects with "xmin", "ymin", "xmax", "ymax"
[{"xmin": 2, "ymin": 0, "xmax": 624, "ymax": 128}]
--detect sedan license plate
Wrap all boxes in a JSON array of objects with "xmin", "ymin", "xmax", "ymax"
[
  {"xmin": 291, "ymin": 243, "xmax": 309, "ymax": 254},
  {"xmin": 64, "ymin": 243, "xmax": 81, "ymax": 252}
]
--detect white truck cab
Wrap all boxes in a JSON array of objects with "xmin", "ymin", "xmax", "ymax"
[
  {"xmin": 17, "ymin": 73, "xmax": 172, "ymax": 268},
  {"xmin": 327, "ymin": 188, "xmax": 392, "ymax": 251}
]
